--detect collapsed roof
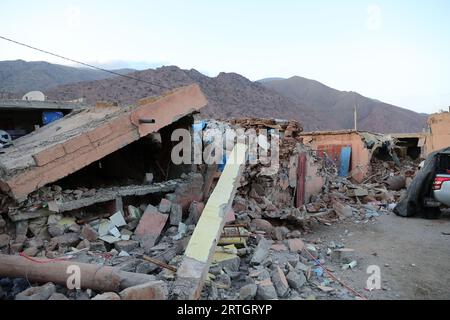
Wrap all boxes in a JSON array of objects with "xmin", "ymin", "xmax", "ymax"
[{"xmin": 0, "ymin": 84, "xmax": 208, "ymax": 201}]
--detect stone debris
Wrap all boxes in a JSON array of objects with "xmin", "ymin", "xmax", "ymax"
[
  {"xmin": 158, "ymin": 199, "xmax": 172, "ymax": 214},
  {"xmin": 169, "ymin": 204, "xmax": 183, "ymax": 227},
  {"xmin": 0, "ymin": 171, "xmax": 205, "ymax": 300},
  {"xmin": 119, "ymin": 281, "xmax": 168, "ymax": 300},
  {"xmin": 114, "ymin": 240, "xmax": 139, "ymax": 252},
  {"xmin": 80, "ymin": 225, "xmax": 98, "ymax": 242},
  {"xmin": 271, "ymin": 266, "xmax": 289, "ymax": 298},
  {"xmin": 109, "ymin": 211, "xmax": 127, "ymax": 228},
  {"xmin": 134, "ymin": 205, "xmax": 169, "ymax": 252},
  {"xmin": 286, "ymin": 271, "xmax": 307, "ymax": 291},
  {"xmin": 91, "ymin": 292, "xmax": 121, "ymax": 300},
  {"xmin": 250, "ymin": 238, "xmax": 272, "ymax": 266},
  {"xmin": 239, "ymin": 283, "xmax": 257, "ymax": 300},
  {"xmin": 256, "ymin": 279, "xmax": 278, "ymax": 300},
  {"xmin": 48, "ymin": 292, "xmax": 70, "ymax": 300},
  {"xmin": 15, "ymin": 283, "xmax": 56, "ymax": 300},
  {"xmin": 0, "ymin": 115, "xmax": 421, "ymax": 301}
]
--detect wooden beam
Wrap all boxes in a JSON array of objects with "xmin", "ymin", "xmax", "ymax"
[
  {"xmin": 296, "ymin": 153, "xmax": 307, "ymax": 207},
  {"xmin": 0, "ymin": 253, "xmax": 164, "ymax": 294},
  {"xmin": 172, "ymin": 144, "xmax": 246, "ymax": 300}
]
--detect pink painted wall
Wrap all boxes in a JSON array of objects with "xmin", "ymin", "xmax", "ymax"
[
  {"xmin": 301, "ymin": 132, "xmax": 370, "ymax": 183},
  {"xmin": 425, "ymin": 113, "xmax": 450, "ymax": 154},
  {"xmin": 304, "ymin": 156, "xmax": 325, "ymax": 202}
]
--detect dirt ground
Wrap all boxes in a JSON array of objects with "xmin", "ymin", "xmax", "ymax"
[{"xmin": 304, "ymin": 211, "xmax": 450, "ymax": 300}]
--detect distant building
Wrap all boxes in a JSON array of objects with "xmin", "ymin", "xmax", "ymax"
[{"xmin": 0, "ymin": 99, "xmax": 86, "ymax": 140}]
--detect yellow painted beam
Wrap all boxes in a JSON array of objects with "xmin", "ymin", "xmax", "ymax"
[
  {"xmin": 184, "ymin": 143, "xmax": 247, "ymax": 263},
  {"xmin": 173, "ymin": 143, "xmax": 246, "ymax": 299}
]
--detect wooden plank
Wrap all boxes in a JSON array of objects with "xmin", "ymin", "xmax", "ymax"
[
  {"xmin": 172, "ymin": 143, "xmax": 246, "ymax": 300},
  {"xmin": 0, "ymin": 253, "xmax": 164, "ymax": 295},
  {"xmin": 296, "ymin": 153, "xmax": 307, "ymax": 207}
]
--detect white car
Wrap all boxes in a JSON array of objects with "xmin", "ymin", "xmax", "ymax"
[{"xmin": 432, "ymin": 151, "xmax": 450, "ymax": 207}]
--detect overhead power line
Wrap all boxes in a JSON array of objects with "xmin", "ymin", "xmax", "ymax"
[{"xmin": 0, "ymin": 35, "xmax": 170, "ymax": 90}]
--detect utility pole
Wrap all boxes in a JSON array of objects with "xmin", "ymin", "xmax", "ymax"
[{"xmin": 353, "ymin": 94, "xmax": 358, "ymax": 131}]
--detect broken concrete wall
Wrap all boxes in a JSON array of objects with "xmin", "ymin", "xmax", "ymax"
[
  {"xmin": 196, "ymin": 118, "xmax": 334, "ymax": 211},
  {"xmin": 389, "ymin": 113, "xmax": 450, "ymax": 158},
  {"xmin": 390, "ymin": 133, "xmax": 426, "ymax": 160},
  {"xmin": 224, "ymin": 118, "xmax": 305, "ymax": 213},
  {"xmin": 300, "ymin": 130, "xmax": 371, "ymax": 183},
  {"xmin": 424, "ymin": 112, "xmax": 450, "ymax": 156},
  {"xmin": 304, "ymin": 155, "xmax": 325, "ymax": 203}
]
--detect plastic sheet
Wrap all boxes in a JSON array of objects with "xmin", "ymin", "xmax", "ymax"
[{"xmin": 394, "ymin": 147, "xmax": 450, "ymax": 218}]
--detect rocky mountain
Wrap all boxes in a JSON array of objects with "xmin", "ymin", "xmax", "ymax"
[
  {"xmin": 45, "ymin": 66, "xmax": 324, "ymax": 130},
  {"xmin": 0, "ymin": 60, "xmax": 134, "ymax": 94},
  {"xmin": 1, "ymin": 60, "xmax": 427, "ymax": 133},
  {"xmin": 259, "ymin": 76, "xmax": 427, "ymax": 133}
]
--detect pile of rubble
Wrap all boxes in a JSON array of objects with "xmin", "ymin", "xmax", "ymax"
[
  {"xmin": 201, "ymin": 233, "xmax": 364, "ymax": 300},
  {"xmin": 196, "ymin": 124, "xmax": 423, "ymax": 301},
  {"xmin": 367, "ymin": 157, "xmax": 421, "ymax": 190},
  {"xmin": 0, "ymin": 113, "xmax": 423, "ymax": 301},
  {"xmin": 0, "ymin": 173, "xmax": 207, "ymax": 300},
  {"xmin": 190, "ymin": 120, "xmax": 362, "ymax": 300}
]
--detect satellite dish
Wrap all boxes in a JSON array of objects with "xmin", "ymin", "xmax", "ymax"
[{"xmin": 22, "ymin": 91, "xmax": 46, "ymax": 101}]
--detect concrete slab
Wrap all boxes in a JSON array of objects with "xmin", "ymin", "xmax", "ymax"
[{"xmin": 0, "ymin": 84, "xmax": 207, "ymax": 201}]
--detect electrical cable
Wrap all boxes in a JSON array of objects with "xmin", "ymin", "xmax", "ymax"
[{"xmin": 0, "ymin": 35, "xmax": 171, "ymax": 90}]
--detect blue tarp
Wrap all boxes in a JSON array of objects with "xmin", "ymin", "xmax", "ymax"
[
  {"xmin": 42, "ymin": 111, "xmax": 64, "ymax": 125},
  {"xmin": 339, "ymin": 146, "xmax": 352, "ymax": 177}
]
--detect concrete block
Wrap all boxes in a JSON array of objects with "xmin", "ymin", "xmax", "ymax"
[
  {"xmin": 91, "ymin": 292, "xmax": 121, "ymax": 300},
  {"xmin": 134, "ymin": 206, "xmax": 168, "ymax": 251},
  {"xmin": 250, "ymin": 238, "xmax": 272, "ymax": 265},
  {"xmin": 170, "ymin": 203, "xmax": 183, "ymax": 226},
  {"xmin": 15, "ymin": 283, "xmax": 56, "ymax": 300},
  {"xmin": 119, "ymin": 281, "xmax": 168, "ymax": 300},
  {"xmin": 287, "ymin": 238, "xmax": 305, "ymax": 253},
  {"xmin": 271, "ymin": 266, "xmax": 289, "ymax": 297},
  {"xmin": 239, "ymin": 283, "xmax": 257, "ymax": 300},
  {"xmin": 158, "ymin": 199, "xmax": 171, "ymax": 213},
  {"xmin": 81, "ymin": 225, "xmax": 98, "ymax": 241}
]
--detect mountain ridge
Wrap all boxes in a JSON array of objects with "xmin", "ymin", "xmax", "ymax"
[
  {"xmin": 0, "ymin": 60, "xmax": 135, "ymax": 94},
  {"xmin": 0, "ymin": 61, "xmax": 427, "ymax": 133},
  {"xmin": 259, "ymin": 75, "xmax": 427, "ymax": 133}
]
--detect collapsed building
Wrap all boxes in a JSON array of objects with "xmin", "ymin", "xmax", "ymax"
[
  {"xmin": 0, "ymin": 85, "xmax": 427, "ymax": 300},
  {"xmin": 300, "ymin": 130, "xmax": 396, "ymax": 182},
  {"xmin": 423, "ymin": 111, "xmax": 450, "ymax": 155},
  {"xmin": 387, "ymin": 110, "xmax": 450, "ymax": 161}
]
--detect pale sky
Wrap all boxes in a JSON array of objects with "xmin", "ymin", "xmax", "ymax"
[{"xmin": 0, "ymin": 0, "xmax": 449, "ymax": 114}]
